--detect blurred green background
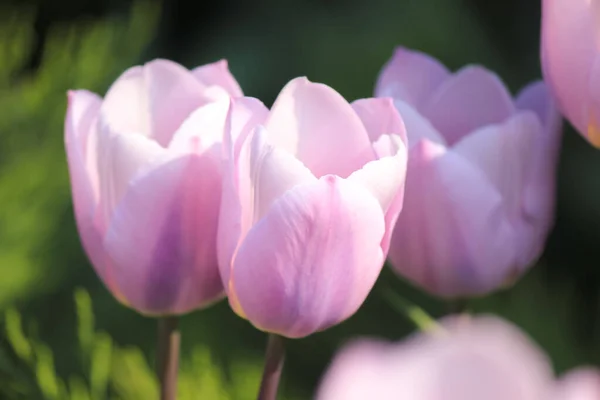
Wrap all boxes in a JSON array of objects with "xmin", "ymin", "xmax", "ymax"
[{"xmin": 0, "ymin": 0, "xmax": 599, "ymax": 398}]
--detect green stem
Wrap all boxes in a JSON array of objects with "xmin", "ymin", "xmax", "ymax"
[
  {"xmin": 157, "ymin": 316, "xmax": 180, "ymax": 400},
  {"xmin": 257, "ymin": 333, "xmax": 286, "ymax": 400},
  {"xmin": 381, "ymin": 288, "xmax": 437, "ymax": 332}
]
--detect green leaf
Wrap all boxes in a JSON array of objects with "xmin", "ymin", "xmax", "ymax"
[
  {"xmin": 4, "ymin": 308, "xmax": 33, "ymax": 364},
  {"xmin": 74, "ymin": 288, "xmax": 94, "ymax": 359},
  {"xmin": 90, "ymin": 333, "xmax": 112, "ymax": 400}
]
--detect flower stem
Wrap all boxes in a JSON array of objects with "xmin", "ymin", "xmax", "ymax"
[
  {"xmin": 257, "ymin": 333, "xmax": 286, "ymax": 400},
  {"xmin": 381, "ymin": 287, "xmax": 437, "ymax": 332},
  {"xmin": 156, "ymin": 316, "xmax": 180, "ymax": 400}
]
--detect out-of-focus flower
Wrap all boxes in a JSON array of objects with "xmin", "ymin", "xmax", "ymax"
[
  {"xmin": 553, "ymin": 369, "xmax": 600, "ymax": 400},
  {"xmin": 376, "ymin": 47, "xmax": 562, "ymax": 297},
  {"xmin": 541, "ymin": 0, "xmax": 600, "ymax": 146},
  {"xmin": 316, "ymin": 315, "xmax": 555, "ymax": 400},
  {"xmin": 65, "ymin": 59, "xmax": 242, "ymax": 315},
  {"xmin": 217, "ymin": 77, "xmax": 408, "ymax": 338}
]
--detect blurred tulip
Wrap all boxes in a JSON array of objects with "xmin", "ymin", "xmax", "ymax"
[
  {"xmin": 217, "ymin": 77, "xmax": 408, "ymax": 338},
  {"xmin": 376, "ymin": 47, "xmax": 562, "ymax": 297},
  {"xmin": 541, "ymin": 0, "xmax": 600, "ymax": 146},
  {"xmin": 64, "ymin": 59, "xmax": 242, "ymax": 315},
  {"xmin": 553, "ymin": 369, "xmax": 600, "ymax": 400},
  {"xmin": 316, "ymin": 315, "xmax": 555, "ymax": 400}
]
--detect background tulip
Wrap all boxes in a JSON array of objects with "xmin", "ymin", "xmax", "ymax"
[
  {"xmin": 217, "ymin": 77, "xmax": 408, "ymax": 338},
  {"xmin": 553, "ymin": 369, "xmax": 600, "ymax": 400},
  {"xmin": 316, "ymin": 315, "xmax": 555, "ymax": 400},
  {"xmin": 541, "ymin": 0, "xmax": 600, "ymax": 146},
  {"xmin": 65, "ymin": 59, "xmax": 242, "ymax": 315},
  {"xmin": 377, "ymin": 47, "xmax": 562, "ymax": 297}
]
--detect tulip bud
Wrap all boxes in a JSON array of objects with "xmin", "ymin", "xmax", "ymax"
[
  {"xmin": 64, "ymin": 59, "xmax": 242, "ymax": 315},
  {"xmin": 217, "ymin": 78, "xmax": 409, "ymax": 338},
  {"xmin": 376, "ymin": 47, "xmax": 562, "ymax": 297}
]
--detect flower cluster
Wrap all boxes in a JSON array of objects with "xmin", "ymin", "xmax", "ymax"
[{"xmin": 63, "ymin": 0, "xmax": 600, "ymax": 397}]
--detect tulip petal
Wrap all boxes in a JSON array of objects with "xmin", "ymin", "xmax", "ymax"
[
  {"xmin": 101, "ymin": 59, "xmax": 213, "ymax": 146},
  {"xmin": 541, "ymin": 0, "xmax": 598, "ymax": 135},
  {"xmin": 104, "ymin": 150, "xmax": 224, "ymax": 315},
  {"xmin": 351, "ymin": 97, "xmax": 408, "ymax": 146},
  {"xmin": 244, "ymin": 126, "xmax": 317, "ymax": 225},
  {"xmin": 554, "ymin": 369, "xmax": 600, "ymax": 400},
  {"xmin": 217, "ymin": 98, "xmax": 270, "ymax": 285},
  {"xmin": 318, "ymin": 316, "xmax": 554, "ymax": 400},
  {"xmin": 219, "ymin": 125, "xmax": 316, "ymax": 296},
  {"xmin": 452, "ymin": 112, "xmax": 541, "ymax": 219},
  {"xmin": 348, "ymin": 134, "xmax": 407, "ymax": 254},
  {"xmin": 168, "ymin": 99, "xmax": 229, "ymax": 154},
  {"xmin": 65, "ymin": 90, "xmax": 109, "ymax": 283},
  {"xmin": 515, "ymin": 82, "xmax": 562, "ymax": 264},
  {"xmin": 374, "ymin": 47, "xmax": 450, "ymax": 109},
  {"xmin": 516, "ymin": 81, "xmax": 561, "ymax": 136},
  {"xmin": 393, "ymin": 100, "xmax": 446, "ymax": 147},
  {"xmin": 231, "ymin": 176, "xmax": 385, "ymax": 338},
  {"xmin": 316, "ymin": 340, "xmax": 398, "ymax": 400},
  {"xmin": 96, "ymin": 127, "xmax": 166, "ymax": 231},
  {"xmin": 389, "ymin": 140, "xmax": 516, "ymax": 297},
  {"xmin": 422, "ymin": 66, "xmax": 515, "ymax": 145},
  {"xmin": 191, "ymin": 59, "xmax": 244, "ymax": 98},
  {"xmin": 264, "ymin": 77, "xmax": 374, "ymax": 178}
]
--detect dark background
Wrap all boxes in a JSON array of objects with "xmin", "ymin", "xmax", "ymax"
[{"xmin": 0, "ymin": 0, "xmax": 599, "ymax": 398}]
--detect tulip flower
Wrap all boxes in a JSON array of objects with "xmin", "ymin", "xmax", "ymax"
[
  {"xmin": 64, "ymin": 59, "xmax": 242, "ymax": 316},
  {"xmin": 554, "ymin": 369, "xmax": 600, "ymax": 400},
  {"xmin": 376, "ymin": 47, "xmax": 562, "ymax": 297},
  {"xmin": 541, "ymin": 0, "xmax": 600, "ymax": 146},
  {"xmin": 217, "ymin": 77, "xmax": 409, "ymax": 339},
  {"xmin": 316, "ymin": 315, "xmax": 555, "ymax": 400}
]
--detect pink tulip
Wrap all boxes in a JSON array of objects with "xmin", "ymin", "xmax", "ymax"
[
  {"xmin": 554, "ymin": 369, "xmax": 600, "ymax": 400},
  {"xmin": 217, "ymin": 77, "xmax": 408, "ymax": 338},
  {"xmin": 376, "ymin": 47, "xmax": 562, "ymax": 297},
  {"xmin": 316, "ymin": 315, "xmax": 555, "ymax": 400},
  {"xmin": 541, "ymin": 0, "xmax": 600, "ymax": 146},
  {"xmin": 64, "ymin": 59, "xmax": 242, "ymax": 315}
]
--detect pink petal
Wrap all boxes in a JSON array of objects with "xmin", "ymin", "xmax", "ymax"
[
  {"xmin": 65, "ymin": 90, "xmax": 110, "ymax": 285},
  {"xmin": 101, "ymin": 59, "xmax": 213, "ymax": 147},
  {"xmin": 191, "ymin": 59, "xmax": 243, "ymax": 98},
  {"xmin": 351, "ymin": 97, "xmax": 408, "ymax": 146},
  {"xmin": 348, "ymin": 134, "xmax": 408, "ymax": 255},
  {"xmin": 168, "ymin": 99, "xmax": 230, "ymax": 153},
  {"xmin": 316, "ymin": 340, "xmax": 398, "ymax": 400},
  {"xmin": 388, "ymin": 140, "xmax": 516, "ymax": 297},
  {"xmin": 231, "ymin": 176, "xmax": 385, "ymax": 338},
  {"xmin": 554, "ymin": 369, "xmax": 600, "ymax": 400},
  {"xmin": 104, "ymin": 149, "xmax": 224, "ymax": 315},
  {"xmin": 516, "ymin": 81, "xmax": 562, "ymax": 136},
  {"xmin": 317, "ymin": 315, "xmax": 553, "ymax": 400},
  {"xmin": 217, "ymin": 98, "xmax": 269, "ymax": 286},
  {"xmin": 264, "ymin": 77, "xmax": 374, "ymax": 178},
  {"xmin": 374, "ymin": 47, "xmax": 451, "ymax": 109},
  {"xmin": 393, "ymin": 100, "xmax": 446, "ymax": 147},
  {"xmin": 452, "ymin": 112, "xmax": 541, "ymax": 219},
  {"xmin": 95, "ymin": 125, "xmax": 166, "ymax": 230},
  {"xmin": 421, "ymin": 66, "xmax": 515, "ymax": 145},
  {"xmin": 541, "ymin": 0, "xmax": 599, "ymax": 136},
  {"xmin": 219, "ymin": 125, "xmax": 316, "ymax": 291},
  {"xmin": 516, "ymin": 82, "xmax": 562, "ymax": 264},
  {"xmin": 244, "ymin": 126, "xmax": 316, "ymax": 224}
]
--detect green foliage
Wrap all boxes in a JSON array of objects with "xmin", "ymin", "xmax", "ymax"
[
  {"xmin": 0, "ymin": 1, "xmax": 160, "ymax": 310},
  {"xmin": 1, "ymin": 289, "xmax": 277, "ymax": 400}
]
